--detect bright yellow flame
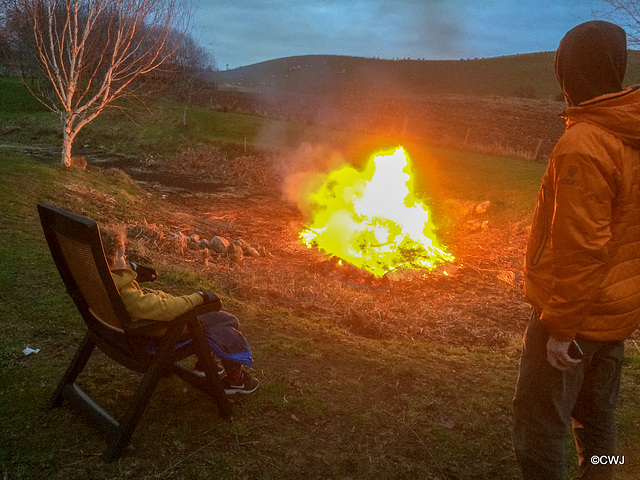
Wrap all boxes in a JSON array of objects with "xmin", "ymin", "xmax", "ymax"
[{"xmin": 300, "ymin": 147, "xmax": 454, "ymax": 277}]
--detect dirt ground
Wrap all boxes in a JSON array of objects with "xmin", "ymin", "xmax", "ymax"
[
  {"xmin": 113, "ymin": 190, "xmax": 529, "ymax": 351},
  {"xmin": 406, "ymin": 94, "xmax": 567, "ymax": 159}
]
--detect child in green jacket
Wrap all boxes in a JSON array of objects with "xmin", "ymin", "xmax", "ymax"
[{"xmin": 100, "ymin": 225, "xmax": 258, "ymax": 395}]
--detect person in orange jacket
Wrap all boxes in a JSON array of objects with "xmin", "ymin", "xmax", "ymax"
[
  {"xmin": 513, "ymin": 20, "xmax": 640, "ymax": 480},
  {"xmin": 100, "ymin": 225, "xmax": 259, "ymax": 395}
]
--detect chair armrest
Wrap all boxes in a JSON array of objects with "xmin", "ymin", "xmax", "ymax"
[{"xmin": 126, "ymin": 319, "xmax": 169, "ymax": 335}]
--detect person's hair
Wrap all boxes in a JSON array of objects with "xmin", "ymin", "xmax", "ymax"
[{"xmin": 99, "ymin": 225, "xmax": 126, "ymax": 268}]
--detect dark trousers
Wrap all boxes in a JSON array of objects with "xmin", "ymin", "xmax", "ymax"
[
  {"xmin": 512, "ymin": 310, "xmax": 624, "ymax": 480},
  {"xmin": 197, "ymin": 311, "xmax": 242, "ymax": 376}
]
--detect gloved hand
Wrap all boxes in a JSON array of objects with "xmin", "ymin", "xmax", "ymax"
[
  {"xmin": 130, "ymin": 262, "xmax": 158, "ymax": 282},
  {"xmin": 199, "ymin": 291, "xmax": 222, "ymax": 310}
]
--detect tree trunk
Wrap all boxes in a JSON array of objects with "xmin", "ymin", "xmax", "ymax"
[{"xmin": 61, "ymin": 115, "xmax": 75, "ymax": 167}]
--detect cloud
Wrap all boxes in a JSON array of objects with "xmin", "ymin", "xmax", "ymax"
[
  {"xmin": 459, "ymin": 0, "xmax": 598, "ymax": 58},
  {"xmin": 193, "ymin": 0, "xmax": 602, "ymax": 68}
]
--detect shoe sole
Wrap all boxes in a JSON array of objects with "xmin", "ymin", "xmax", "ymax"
[
  {"xmin": 224, "ymin": 381, "xmax": 259, "ymax": 395},
  {"xmin": 193, "ymin": 369, "xmax": 225, "ymax": 378}
]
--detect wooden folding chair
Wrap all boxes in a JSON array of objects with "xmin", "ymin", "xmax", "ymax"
[{"xmin": 37, "ymin": 202, "xmax": 232, "ymax": 462}]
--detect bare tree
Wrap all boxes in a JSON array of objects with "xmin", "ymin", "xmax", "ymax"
[
  {"xmin": 4, "ymin": 0, "xmax": 190, "ymax": 166},
  {"xmin": 0, "ymin": 0, "xmax": 15, "ymax": 70},
  {"xmin": 602, "ymin": 0, "xmax": 640, "ymax": 44},
  {"xmin": 162, "ymin": 32, "xmax": 216, "ymax": 126}
]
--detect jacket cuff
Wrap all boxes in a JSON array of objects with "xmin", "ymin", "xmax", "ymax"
[
  {"xmin": 190, "ymin": 292, "xmax": 205, "ymax": 307},
  {"xmin": 539, "ymin": 315, "xmax": 576, "ymax": 342}
]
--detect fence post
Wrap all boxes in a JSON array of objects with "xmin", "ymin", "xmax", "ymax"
[{"xmin": 533, "ymin": 138, "xmax": 543, "ymax": 160}]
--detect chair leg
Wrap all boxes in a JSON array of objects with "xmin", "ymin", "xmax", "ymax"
[
  {"xmin": 103, "ymin": 353, "xmax": 175, "ymax": 462},
  {"xmin": 187, "ymin": 321, "xmax": 232, "ymax": 418},
  {"xmin": 50, "ymin": 333, "xmax": 95, "ymax": 408},
  {"xmin": 102, "ymin": 331, "xmax": 192, "ymax": 462}
]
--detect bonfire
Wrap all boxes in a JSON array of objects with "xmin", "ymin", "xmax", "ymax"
[{"xmin": 300, "ymin": 147, "xmax": 454, "ymax": 278}]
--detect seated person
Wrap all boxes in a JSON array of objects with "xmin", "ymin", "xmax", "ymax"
[{"xmin": 100, "ymin": 225, "xmax": 258, "ymax": 395}]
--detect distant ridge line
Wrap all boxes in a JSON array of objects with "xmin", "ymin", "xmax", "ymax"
[{"xmin": 211, "ymin": 51, "xmax": 640, "ymax": 100}]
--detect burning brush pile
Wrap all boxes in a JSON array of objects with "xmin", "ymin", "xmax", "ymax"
[{"xmin": 298, "ymin": 147, "xmax": 454, "ymax": 279}]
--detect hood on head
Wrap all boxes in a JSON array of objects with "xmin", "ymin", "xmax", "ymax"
[{"xmin": 555, "ymin": 20, "xmax": 627, "ymax": 106}]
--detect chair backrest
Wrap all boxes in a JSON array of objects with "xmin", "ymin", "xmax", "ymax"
[{"xmin": 37, "ymin": 202, "xmax": 134, "ymax": 340}]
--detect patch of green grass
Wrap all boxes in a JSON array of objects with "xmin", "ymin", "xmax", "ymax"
[
  {"xmin": 417, "ymin": 145, "xmax": 547, "ymax": 224},
  {"xmin": 260, "ymin": 335, "xmax": 317, "ymax": 357},
  {"xmin": 617, "ymin": 346, "xmax": 640, "ymax": 474},
  {"xmin": 0, "ymin": 77, "xmax": 403, "ymax": 161},
  {"xmin": 0, "ymin": 76, "xmax": 49, "ymax": 113},
  {"xmin": 84, "ymin": 99, "xmax": 380, "ymax": 157}
]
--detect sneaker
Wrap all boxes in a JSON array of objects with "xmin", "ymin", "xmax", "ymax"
[
  {"xmin": 193, "ymin": 359, "xmax": 225, "ymax": 378},
  {"xmin": 222, "ymin": 371, "xmax": 259, "ymax": 395}
]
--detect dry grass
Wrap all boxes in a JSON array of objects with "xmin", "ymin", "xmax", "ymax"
[
  {"xmin": 105, "ymin": 140, "xmax": 538, "ymax": 351},
  {"xmin": 122, "ymin": 183, "xmax": 531, "ymax": 350},
  {"xmin": 163, "ymin": 146, "xmax": 281, "ymax": 193}
]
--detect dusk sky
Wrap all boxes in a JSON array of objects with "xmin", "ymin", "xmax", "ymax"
[{"xmin": 192, "ymin": 0, "xmax": 620, "ymax": 70}]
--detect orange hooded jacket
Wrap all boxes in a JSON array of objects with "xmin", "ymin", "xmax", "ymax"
[{"xmin": 524, "ymin": 85, "xmax": 640, "ymax": 341}]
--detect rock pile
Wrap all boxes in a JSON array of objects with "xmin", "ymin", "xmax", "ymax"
[
  {"xmin": 126, "ymin": 225, "xmax": 268, "ymax": 263},
  {"xmin": 168, "ymin": 231, "xmax": 268, "ymax": 262}
]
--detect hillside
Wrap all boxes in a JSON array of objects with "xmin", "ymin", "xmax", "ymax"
[
  {"xmin": 204, "ymin": 52, "xmax": 640, "ymax": 161},
  {"xmin": 202, "ymin": 52, "xmax": 640, "ymax": 160},
  {"xmin": 212, "ymin": 51, "xmax": 640, "ymax": 100},
  {"xmin": 213, "ymin": 53, "xmax": 561, "ymax": 99}
]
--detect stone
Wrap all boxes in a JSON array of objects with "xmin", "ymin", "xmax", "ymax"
[
  {"xmin": 227, "ymin": 243, "xmax": 244, "ymax": 261},
  {"xmin": 475, "ymin": 201, "xmax": 491, "ymax": 215},
  {"xmin": 209, "ymin": 236, "xmax": 230, "ymax": 253},
  {"xmin": 232, "ymin": 239, "xmax": 249, "ymax": 249}
]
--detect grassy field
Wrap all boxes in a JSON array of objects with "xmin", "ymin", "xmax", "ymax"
[
  {"xmin": 213, "ymin": 51, "xmax": 640, "ymax": 101},
  {"xmin": 2, "ymin": 77, "xmax": 640, "ymax": 480}
]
